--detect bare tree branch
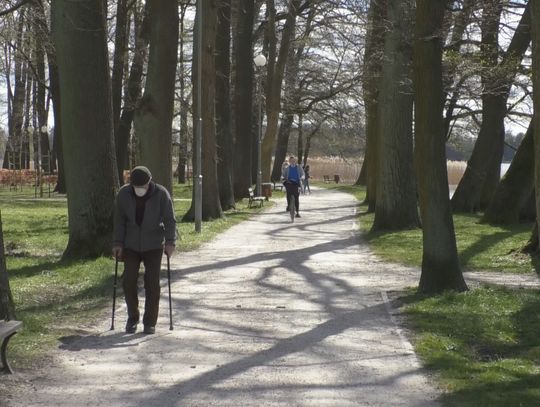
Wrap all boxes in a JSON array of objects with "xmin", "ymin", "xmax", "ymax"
[{"xmin": 0, "ymin": 0, "xmax": 33, "ymax": 17}]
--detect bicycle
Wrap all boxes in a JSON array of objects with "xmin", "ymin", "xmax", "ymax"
[{"xmin": 284, "ymin": 181, "xmax": 300, "ymax": 223}]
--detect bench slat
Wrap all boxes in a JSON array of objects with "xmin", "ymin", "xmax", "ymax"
[
  {"xmin": 0, "ymin": 321, "xmax": 22, "ymax": 338},
  {"xmin": 1, "ymin": 320, "xmax": 22, "ymax": 374}
]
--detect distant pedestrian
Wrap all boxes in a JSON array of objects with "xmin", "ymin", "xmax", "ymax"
[
  {"xmin": 112, "ymin": 166, "xmax": 177, "ymax": 334},
  {"xmin": 303, "ymin": 164, "xmax": 311, "ymax": 194}
]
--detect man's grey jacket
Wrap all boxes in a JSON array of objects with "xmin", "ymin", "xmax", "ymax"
[{"xmin": 113, "ymin": 182, "xmax": 177, "ymax": 252}]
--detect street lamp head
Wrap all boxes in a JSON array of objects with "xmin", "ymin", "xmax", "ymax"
[{"xmin": 254, "ymin": 54, "xmax": 267, "ymax": 67}]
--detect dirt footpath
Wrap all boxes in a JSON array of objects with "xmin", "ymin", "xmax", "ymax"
[{"xmin": 5, "ymin": 187, "xmax": 443, "ymax": 406}]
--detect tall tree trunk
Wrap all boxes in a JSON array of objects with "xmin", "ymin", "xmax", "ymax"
[
  {"xmin": 355, "ymin": 158, "xmax": 366, "ymax": 186},
  {"xmin": 272, "ymin": 113, "xmax": 293, "ymax": 182},
  {"xmin": 5, "ymin": 9, "xmax": 27, "ymax": 170},
  {"xmin": 372, "ymin": 0, "xmax": 419, "ymax": 231},
  {"xmin": 216, "ymin": 0, "xmax": 235, "ymax": 210},
  {"xmin": 362, "ymin": 0, "xmax": 387, "ymax": 212},
  {"xmin": 0, "ymin": 212, "xmax": 15, "ymax": 321},
  {"xmin": 4, "ymin": 43, "xmax": 13, "ymax": 169},
  {"xmin": 271, "ymin": 45, "xmax": 298, "ymax": 182},
  {"xmin": 134, "ymin": 0, "xmax": 178, "ymax": 194},
  {"xmin": 200, "ymin": 0, "xmax": 223, "ymax": 219},
  {"xmin": 297, "ymin": 114, "xmax": 304, "ymax": 165},
  {"xmin": 176, "ymin": 3, "xmax": 189, "ymax": 185},
  {"xmin": 443, "ymin": 0, "xmax": 475, "ymax": 137},
  {"xmin": 452, "ymin": 2, "xmax": 531, "ymax": 212},
  {"xmin": 116, "ymin": 2, "xmax": 148, "ymax": 183},
  {"xmin": 413, "ymin": 0, "xmax": 467, "ymax": 293},
  {"xmin": 177, "ymin": 110, "xmax": 188, "ymax": 185},
  {"xmin": 272, "ymin": 5, "xmax": 314, "ymax": 180},
  {"xmin": 33, "ymin": 0, "xmax": 64, "ymax": 188},
  {"xmin": 32, "ymin": 0, "xmax": 62, "ymax": 182},
  {"xmin": 233, "ymin": 0, "xmax": 255, "ymax": 199},
  {"xmin": 22, "ymin": 61, "xmax": 32, "ymax": 169},
  {"xmin": 532, "ymin": 0, "xmax": 540, "ymax": 251},
  {"xmin": 482, "ymin": 122, "xmax": 534, "ymax": 224},
  {"xmin": 303, "ymin": 126, "xmax": 316, "ymax": 167},
  {"xmin": 51, "ymin": 99, "xmax": 65, "ymax": 192},
  {"xmin": 51, "ymin": 0, "xmax": 119, "ymax": 258},
  {"xmin": 260, "ymin": 0, "xmax": 302, "ymax": 182},
  {"xmin": 32, "ymin": 4, "xmax": 51, "ymax": 174},
  {"xmin": 111, "ymin": 0, "xmax": 129, "ymax": 140},
  {"xmin": 184, "ymin": 0, "xmax": 223, "ymax": 221}
]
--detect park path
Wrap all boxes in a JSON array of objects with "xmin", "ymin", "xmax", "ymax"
[{"xmin": 6, "ymin": 187, "xmax": 442, "ymax": 406}]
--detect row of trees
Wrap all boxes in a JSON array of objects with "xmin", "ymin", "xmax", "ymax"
[
  {"xmin": 2, "ymin": 0, "xmax": 540, "ymax": 321},
  {"xmin": 0, "ymin": 0, "xmax": 363, "ymax": 319},
  {"xmin": 0, "ymin": 0, "xmax": 363, "ymax": 257},
  {"xmin": 361, "ymin": 0, "xmax": 540, "ymax": 293}
]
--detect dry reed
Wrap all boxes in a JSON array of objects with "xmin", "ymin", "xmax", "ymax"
[
  {"xmin": 447, "ymin": 160, "xmax": 467, "ymax": 186},
  {"xmin": 300, "ymin": 158, "xmax": 468, "ymax": 186},
  {"xmin": 303, "ymin": 156, "xmax": 362, "ymax": 183}
]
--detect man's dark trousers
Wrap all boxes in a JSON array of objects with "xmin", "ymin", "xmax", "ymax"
[{"xmin": 123, "ymin": 248, "xmax": 163, "ymax": 327}]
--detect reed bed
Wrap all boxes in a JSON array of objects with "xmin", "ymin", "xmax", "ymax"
[
  {"xmin": 447, "ymin": 160, "xmax": 467, "ymax": 186},
  {"xmin": 302, "ymin": 158, "xmax": 470, "ymax": 186},
  {"xmin": 304, "ymin": 156, "xmax": 362, "ymax": 183}
]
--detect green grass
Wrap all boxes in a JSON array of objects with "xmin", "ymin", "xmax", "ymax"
[
  {"xmin": 402, "ymin": 287, "xmax": 540, "ymax": 406},
  {"xmin": 363, "ymin": 213, "xmax": 532, "ymax": 274},
  {"xmin": 1, "ymin": 182, "xmax": 270, "ymax": 369},
  {"xmin": 317, "ymin": 182, "xmax": 535, "ymax": 274}
]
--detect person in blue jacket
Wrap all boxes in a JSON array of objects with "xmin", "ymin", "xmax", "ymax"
[{"xmin": 282, "ymin": 156, "xmax": 305, "ymax": 218}]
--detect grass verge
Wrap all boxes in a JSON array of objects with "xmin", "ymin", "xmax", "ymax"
[
  {"xmin": 1, "ymin": 183, "xmax": 270, "ymax": 369},
  {"xmin": 316, "ymin": 182, "xmax": 535, "ymax": 274},
  {"xmin": 401, "ymin": 287, "xmax": 540, "ymax": 406}
]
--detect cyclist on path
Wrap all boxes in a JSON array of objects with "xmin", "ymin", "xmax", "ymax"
[{"xmin": 282, "ymin": 156, "xmax": 305, "ymax": 218}]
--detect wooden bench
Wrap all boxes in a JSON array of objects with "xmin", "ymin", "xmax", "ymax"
[
  {"xmin": 1, "ymin": 320, "xmax": 22, "ymax": 374},
  {"xmin": 323, "ymin": 175, "xmax": 331, "ymax": 183},
  {"xmin": 248, "ymin": 187, "xmax": 265, "ymax": 208},
  {"xmin": 272, "ymin": 181, "xmax": 284, "ymax": 191}
]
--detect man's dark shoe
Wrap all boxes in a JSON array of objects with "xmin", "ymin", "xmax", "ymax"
[
  {"xmin": 143, "ymin": 325, "xmax": 155, "ymax": 334},
  {"xmin": 296, "ymin": 213, "xmax": 301, "ymax": 218},
  {"xmin": 125, "ymin": 321, "xmax": 138, "ymax": 333}
]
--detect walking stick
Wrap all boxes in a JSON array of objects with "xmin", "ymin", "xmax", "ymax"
[
  {"xmin": 167, "ymin": 254, "xmax": 173, "ymax": 330},
  {"xmin": 110, "ymin": 257, "xmax": 119, "ymax": 330}
]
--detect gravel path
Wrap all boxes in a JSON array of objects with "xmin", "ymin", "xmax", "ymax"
[{"xmin": 7, "ymin": 187, "xmax": 535, "ymax": 406}]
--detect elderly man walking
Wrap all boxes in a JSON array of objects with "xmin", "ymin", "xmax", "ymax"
[{"xmin": 112, "ymin": 166, "xmax": 176, "ymax": 334}]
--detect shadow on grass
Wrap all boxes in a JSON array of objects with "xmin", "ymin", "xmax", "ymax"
[
  {"xmin": 458, "ymin": 230, "xmax": 515, "ymax": 267},
  {"xmin": 439, "ymin": 373, "xmax": 540, "ymax": 407},
  {"xmin": 10, "ymin": 257, "xmax": 87, "ymax": 279},
  {"xmin": 399, "ymin": 289, "xmax": 540, "ymax": 407},
  {"xmin": 11, "ymin": 257, "xmax": 117, "ymax": 329},
  {"xmin": 9, "ymin": 258, "xmax": 117, "ymax": 366}
]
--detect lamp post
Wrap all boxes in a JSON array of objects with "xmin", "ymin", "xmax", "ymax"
[
  {"xmin": 253, "ymin": 54, "xmax": 267, "ymax": 197},
  {"xmin": 194, "ymin": 0, "xmax": 203, "ymax": 233}
]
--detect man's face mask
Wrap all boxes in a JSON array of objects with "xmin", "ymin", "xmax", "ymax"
[{"xmin": 134, "ymin": 186, "xmax": 147, "ymax": 197}]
